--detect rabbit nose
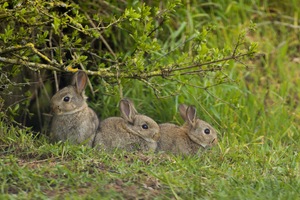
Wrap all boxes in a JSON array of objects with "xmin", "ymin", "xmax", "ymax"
[
  {"xmin": 152, "ymin": 132, "xmax": 160, "ymax": 141},
  {"xmin": 51, "ymin": 105, "xmax": 61, "ymax": 114},
  {"xmin": 211, "ymin": 138, "xmax": 218, "ymax": 145}
]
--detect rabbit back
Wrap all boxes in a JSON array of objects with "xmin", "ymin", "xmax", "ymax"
[
  {"xmin": 93, "ymin": 117, "xmax": 152, "ymax": 151},
  {"xmin": 157, "ymin": 123, "xmax": 191, "ymax": 155},
  {"xmin": 157, "ymin": 104, "xmax": 218, "ymax": 155},
  {"xmin": 93, "ymin": 99, "xmax": 160, "ymax": 152}
]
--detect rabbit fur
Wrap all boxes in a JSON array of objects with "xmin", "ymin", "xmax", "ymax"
[
  {"xmin": 50, "ymin": 71, "xmax": 99, "ymax": 147},
  {"xmin": 157, "ymin": 104, "xmax": 218, "ymax": 155},
  {"xmin": 93, "ymin": 98, "xmax": 160, "ymax": 152}
]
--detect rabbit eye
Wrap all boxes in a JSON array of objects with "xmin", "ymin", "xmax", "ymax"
[
  {"xmin": 63, "ymin": 96, "xmax": 70, "ymax": 102},
  {"xmin": 142, "ymin": 124, "xmax": 148, "ymax": 129},
  {"xmin": 204, "ymin": 128, "xmax": 210, "ymax": 134}
]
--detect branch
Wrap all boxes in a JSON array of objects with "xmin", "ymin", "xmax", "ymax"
[
  {"xmin": 25, "ymin": 43, "xmax": 59, "ymax": 66},
  {"xmin": 0, "ymin": 51, "xmax": 254, "ymax": 79},
  {"xmin": 0, "ymin": 43, "xmax": 59, "ymax": 66},
  {"xmin": 0, "ymin": 39, "xmax": 255, "ymax": 80},
  {"xmin": 0, "ymin": 56, "xmax": 61, "ymax": 71},
  {"xmin": 0, "ymin": 45, "xmax": 28, "ymax": 55},
  {"xmin": 84, "ymin": 12, "xmax": 117, "ymax": 59},
  {"xmin": 170, "ymin": 52, "xmax": 254, "ymax": 73}
]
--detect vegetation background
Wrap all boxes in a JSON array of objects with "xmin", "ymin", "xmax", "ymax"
[{"xmin": 0, "ymin": 0, "xmax": 299, "ymax": 199}]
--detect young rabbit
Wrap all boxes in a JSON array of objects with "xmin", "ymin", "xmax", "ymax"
[
  {"xmin": 93, "ymin": 98, "xmax": 160, "ymax": 152},
  {"xmin": 50, "ymin": 71, "xmax": 99, "ymax": 147},
  {"xmin": 157, "ymin": 104, "xmax": 218, "ymax": 155}
]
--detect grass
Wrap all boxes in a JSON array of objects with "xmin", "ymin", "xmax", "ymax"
[
  {"xmin": 1, "ymin": 121, "xmax": 299, "ymax": 199},
  {"xmin": 1, "ymin": 0, "xmax": 300, "ymax": 199}
]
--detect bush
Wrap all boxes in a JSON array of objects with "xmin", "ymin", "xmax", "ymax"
[{"xmin": 0, "ymin": 0, "xmax": 255, "ymax": 131}]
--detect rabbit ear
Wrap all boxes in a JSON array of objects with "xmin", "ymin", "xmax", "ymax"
[
  {"xmin": 120, "ymin": 98, "xmax": 137, "ymax": 123},
  {"xmin": 72, "ymin": 71, "xmax": 87, "ymax": 94},
  {"xmin": 179, "ymin": 104, "xmax": 189, "ymax": 121},
  {"xmin": 186, "ymin": 106, "xmax": 197, "ymax": 126}
]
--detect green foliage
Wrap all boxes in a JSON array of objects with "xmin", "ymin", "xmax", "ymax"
[{"xmin": 0, "ymin": 0, "xmax": 256, "ymax": 126}]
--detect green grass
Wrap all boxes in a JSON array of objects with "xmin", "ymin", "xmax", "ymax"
[
  {"xmin": 1, "ymin": 120, "xmax": 299, "ymax": 199},
  {"xmin": 1, "ymin": 0, "xmax": 300, "ymax": 199}
]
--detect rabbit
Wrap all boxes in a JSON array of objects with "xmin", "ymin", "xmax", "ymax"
[
  {"xmin": 93, "ymin": 98, "xmax": 160, "ymax": 152},
  {"xmin": 50, "ymin": 71, "xmax": 99, "ymax": 147},
  {"xmin": 157, "ymin": 104, "xmax": 218, "ymax": 155}
]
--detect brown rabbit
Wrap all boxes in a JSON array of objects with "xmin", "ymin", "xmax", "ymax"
[
  {"xmin": 157, "ymin": 104, "xmax": 218, "ymax": 155},
  {"xmin": 93, "ymin": 98, "xmax": 160, "ymax": 152},
  {"xmin": 50, "ymin": 71, "xmax": 99, "ymax": 147}
]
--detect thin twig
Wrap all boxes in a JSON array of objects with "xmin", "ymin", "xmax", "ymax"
[
  {"xmin": 35, "ymin": 81, "xmax": 43, "ymax": 131},
  {"xmin": 171, "ymin": 52, "xmax": 253, "ymax": 73},
  {"xmin": 84, "ymin": 12, "xmax": 117, "ymax": 59},
  {"xmin": 72, "ymin": 52, "xmax": 95, "ymax": 97},
  {"xmin": 49, "ymin": 29, "xmax": 59, "ymax": 92}
]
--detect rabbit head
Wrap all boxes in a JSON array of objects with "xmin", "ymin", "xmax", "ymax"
[
  {"xmin": 50, "ymin": 70, "xmax": 99, "ymax": 146},
  {"xmin": 179, "ymin": 104, "xmax": 218, "ymax": 148},
  {"xmin": 120, "ymin": 98, "xmax": 160, "ymax": 143},
  {"xmin": 51, "ymin": 71, "xmax": 88, "ymax": 115}
]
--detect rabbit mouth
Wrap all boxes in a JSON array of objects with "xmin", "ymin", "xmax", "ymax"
[
  {"xmin": 152, "ymin": 132, "xmax": 160, "ymax": 142},
  {"xmin": 200, "ymin": 138, "xmax": 218, "ymax": 149},
  {"xmin": 52, "ymin": 104, "xmax": 87, "ymax": 115},
  {"xmin": 51, "ymin": 106, "xmax": 62, "ymax": 114},
  {"xmin": 143, "ymin": 132, "xmax": 160, "ymax": 143},
  {"xmin": 144, "ymin": 138, "xmax": 157, "ymax": 143},
  {"xmin": 199, "ymin": 143, "xmax": 208, "ymax": 149},
  {"xmin": 200, "ymin": 142, "xmax": 212, "ymax": 149}
]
